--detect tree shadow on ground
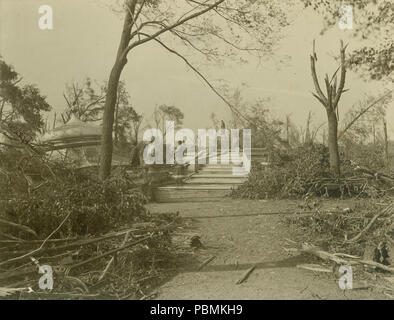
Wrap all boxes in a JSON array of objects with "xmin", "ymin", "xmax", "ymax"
[{"xmin": 179, "ymin": 253, "xmax": 318, "ymax": 273}]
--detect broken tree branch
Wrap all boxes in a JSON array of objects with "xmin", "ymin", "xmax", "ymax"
[
  {"xmin": 346, "ymin": 203, "xmax": 394, "ymax": 243},
  {"xmin": 338, "ymin": 90, "xmax": 393, "ymax": 139},
  {"xmin": 300, "ymin": 244, "xmax": 394, "ymax": 273},
  {"xmin": 0, "ymin": 219, "xmax": 37, "ymax": 238},
  {"xmin": 0, "ymin": 213, "xmax": 71, "ymax": 267},
  {"xmin": 98, "ymin": 231, "xmax": 130, "ymax": 281},
  {"xmin": 236, "ymin": 264, "xmax": 256, "ymax": 284},
  {"xmin": 197, "ymin": 256, "xmax": 216, "ymax": 271}
]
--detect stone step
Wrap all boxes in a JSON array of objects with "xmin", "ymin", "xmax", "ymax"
[
  {"xmin": 191, "ymin": 174, "xmax": 246, "ymax": 178},
  {"xmin": 203, "ymin": 161, "xmax": 243, "ymax": 165},
  {"xmin": 152, "ymin": 155, "xmax": 249, "ymax": 202},
  {"xmin": 203, "ymin": 164, "xmax": 243, "ymax": 169},
  {"xmin": 196, "ymin": 171, "xmax": 240, "ymax": 176},
  {"xmin": 186, "ymin": 178, "xmax": 245, "ymax": 184},
  {"xmin": 214, "ymin": 159, "xmax": 244, "ymax": 162},
  {"xmin": 154, "ymin": 185, "xmax": 234, "ymax": 203},
  {"xmin": 200, "ymin": 170, "xmax": 244, "ymax": 174},
  {"xmin": 201, "ymin": 168, "xmax": 236, "ymax": 172}
]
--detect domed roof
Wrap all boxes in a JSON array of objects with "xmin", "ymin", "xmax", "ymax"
[{"xmin": 40, "ymin": 115, "xmax": 102, "ymax": 143}]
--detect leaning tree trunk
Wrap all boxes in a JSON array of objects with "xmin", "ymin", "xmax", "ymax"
[
  {"xmin": 114, "ymin": 97, "xmax": 120, "ymax": 146},
  {"xmin": 327, "ymin": 110, "xmax": 340, "ymax": 175},
  {"xmin": 383, "ymin": 118, "xmax": 390, "ymax": 170},
  {"xmin": 99, "ymin": 61, "xmax": 127, "ymax": 180},
  {"xmin": 98, "ymin": 1, "xmax": 136, "ymax": 180}
]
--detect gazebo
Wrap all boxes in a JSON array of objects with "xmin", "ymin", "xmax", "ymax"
[{"xmin": 39, "ymin": 115, "xmax": 102, "ymax": 168}]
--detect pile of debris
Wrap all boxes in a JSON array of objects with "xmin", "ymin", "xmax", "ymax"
[
  {"xmin": 300, "ymin": 161, "xmax": 394, "ymax": 198},
  {"xmin": 285, "ymin": 199, "xmax": 394, "ymax": 297},
  {"xmin": 343, "ymin": 161, "xmax": 394, "ymax": 196},
  {"xmin": 0, "ymin": 214, "xmax": 182, "ymax": 300}
]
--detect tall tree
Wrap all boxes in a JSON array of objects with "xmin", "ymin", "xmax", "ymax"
[
  {"xmin": 115, "ymin": 102, "xmax": 143, "ymax": 148},
  {"xmin": 0, "ymin": 57, "xmax": 51, "ymax": 137},
  {"xmin": 98, "ymin": 0, "xmax": 290, "ymax": 180},
  {"xmin": 221, "ymin": 87, "xmax": 284, "ymax": 148},
  {"xmin": 62, "ymin": 78, "xmax": 141, "ymax": 149},
  {"xmin": 152, "ymin": 104, "xmax": 184, "ymax": 136},
  {"xmin": 310, "ymin": 40, "xmax": 347, "ymax": 175},
  {"xmin": 129, "ymin": 110, "xmax": 143, "ymax": 146}
]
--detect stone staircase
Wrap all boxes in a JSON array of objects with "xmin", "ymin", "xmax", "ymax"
[{"xmin": 153, "ymin": 152, "xmax": 248, "ymax": 203}]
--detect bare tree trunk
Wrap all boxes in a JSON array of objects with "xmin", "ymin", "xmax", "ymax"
[
  {"xmin": 327, "ymin": 110, "xmax": 340, "ymax": 175},
  {"xmin": 305, "ymin": 111, "xmax": 312, "ymax": 144},
  {"xmin": 52, "ymin": 112, "xmax": 57, "ymax": 129},
  {"xmin": 114, "ymin": 97, "xmax": 120, "ymax": 146},
  {"xmin": 0, "ymin": 100, "xmax": 5, "ymax": 120},
  {"xmin": 373, "ymin": 122, "xmax": 376, "ymax": 145},
  {"xmin": 99, "ymin": 2, "xmax": 136, "ymax": 180},
  {"xmin": 286, "ymin": 115, "xmax": 289, "ymax": 145},
  {"xmin": 99, "ymin": 61, "xmax": 127, "ymax": 179},
  {"xmin": 134, "ymin": 117, "xmax": 142, "ymax": 145},
  {"xmin": 310, "ymin": 40, "xmax": 346, "ymax": 177},
  {"xmin": 383, "ymin": 118, "xmax": 389, "ymax": 170}
]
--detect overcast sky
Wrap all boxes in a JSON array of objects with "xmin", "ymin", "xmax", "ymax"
[{"xmin": 1, "ymin": 0, "xmax": 393, "ymax": 139}]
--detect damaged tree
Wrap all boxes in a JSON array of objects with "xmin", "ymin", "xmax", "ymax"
[
  {"xmin": 98, "ymin": 0, "xmax": 290, "ymax": 180},
  {"xmin": 310, "ymin": 40, "xmax": 347, "ymax": 176}
]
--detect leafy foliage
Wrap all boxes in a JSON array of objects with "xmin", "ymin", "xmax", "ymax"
[
  {"xmin": 0, "ymin": 153, "xmax": 148, "ymax": 238},
  {"xmin": 348, "ymin": 43, "xmax": 393, "ymax": 81},
  {"xmin": 0, "ymin": 57, "xmax": 51, "ymax": 132},
  {"xmin": 62, "ymin": 78, "xmax": 142, "ymax": 151},
  {"xmin": 232, "ymin": 144, "xmax": 331, "ymax": 199},
  {"xmin": 152, "ymin": 104, "xmax": 184, "ymax": 135},
  {"xmin": 342, "ymin": 142, "xmax": 386, "ymax": 172},
  {"xmin": 216, "ymin": 87, "xmax": 285, "ymax": 148},
  {"xmin": 303, "ymin": 0, "xmax": 393, "ymax": 81}
]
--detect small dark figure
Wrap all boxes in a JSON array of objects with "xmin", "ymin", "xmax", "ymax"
[
  {"xmin": 190, "ymin": 235, "xmax": 203, "ymax": 249},
  {"xmin": 373, "ymin": 241, "xmax": 390, "ymax": 266}
]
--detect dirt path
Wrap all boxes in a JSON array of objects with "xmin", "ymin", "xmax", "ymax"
[{"xmin": 147, "ymin": 199, "xmax": 388, "ymax": 300}]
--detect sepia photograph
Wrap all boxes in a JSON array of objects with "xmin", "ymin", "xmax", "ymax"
[{"xmin": 0, "ymin": 0, "xmax": 393, "ymax": 306}]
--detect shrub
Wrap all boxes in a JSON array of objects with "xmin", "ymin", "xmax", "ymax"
[
  {"xmin": 341, "ymin": 142, "xmax": 386, "ymax": 172},
  {"xmin": 232, "ymin": 144, "xmax": 331, "ymax": 199},
  {"xmin": 1, "ymin": 158, "xmax": 148, "ymax": 238}
]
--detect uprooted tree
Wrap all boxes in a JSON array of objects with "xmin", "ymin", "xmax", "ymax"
[
  {"xmin": 310, "ymin": 40, "xmax": 347, "ymax": 176},
  {"xmin": 98, "ymin": 0, "xmax": 290, "ymax": 180}
]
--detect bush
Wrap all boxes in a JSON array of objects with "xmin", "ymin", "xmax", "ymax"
[
  {"xmin": 232, "ymin": 144, "xmax": 331, "ymax": 199},
  {"xmin": 1, "ymin": 157, "xmax": 148, "ymax": 238},
  {"xmin": 341, "ymin": 142, "xmax": 386, "ymax": 172}
]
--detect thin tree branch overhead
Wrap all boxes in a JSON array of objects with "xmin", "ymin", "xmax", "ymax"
[{"xmin": 124, "ymin": 0, "xmax": 226, "ymax": 56}]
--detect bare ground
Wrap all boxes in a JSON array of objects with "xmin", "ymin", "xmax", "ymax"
[{"xmin": 147, "ymin": 199, "xmax": 390, "ymax": 300}]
